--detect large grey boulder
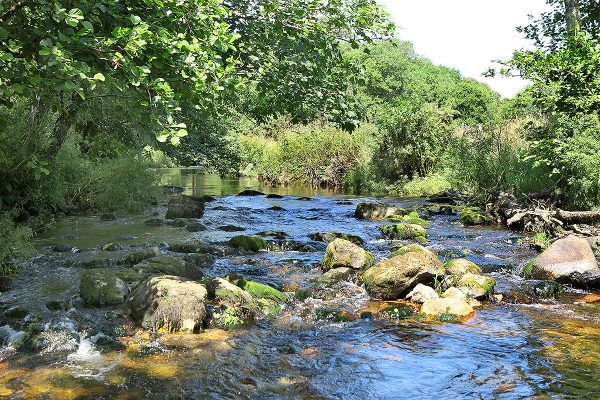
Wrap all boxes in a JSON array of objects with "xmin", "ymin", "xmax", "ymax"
[
  {"xmin": 528, "ymin": 235, "xmax": 600, "ymax": 287},
  {"xmin": 127, "ymin": 275, "xmax": 208, "ymax": 332},
  {"xmin": 362, "ymin": 251, "xmax": 443, "ymax": 300}
]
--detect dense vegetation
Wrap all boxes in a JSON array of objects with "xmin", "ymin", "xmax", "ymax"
[{"xmin": 0, "ymin": 0, "xmax": 598, "ymax": 269}]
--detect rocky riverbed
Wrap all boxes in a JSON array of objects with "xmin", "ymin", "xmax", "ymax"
[{"xmin": 0, "ymin": 171, "xmax": 599, "ymax": 399}]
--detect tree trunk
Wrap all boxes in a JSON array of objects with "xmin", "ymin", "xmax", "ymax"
[{"xmin": 564, "ymin": 0, "xmax": 581, "ymax": 35}]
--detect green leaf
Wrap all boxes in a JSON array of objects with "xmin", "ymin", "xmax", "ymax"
[{"xmin": 93, "ymin": 73, "xmax": 105, "ymax": 81}]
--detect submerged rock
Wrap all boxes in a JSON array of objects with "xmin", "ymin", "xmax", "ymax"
[
  {"xmin": 144, "ymin": 218, "xmax": 165, "ymax": 226},
  {"xmin": 218, "ymin": 225, "xmax": 246, "ymax": 232},
  {"xmin": 182, "ymin": 253, "xmax": 215, "ymax": 268},
  {"xmin": 421, "ymin": 298, "xmax": 474, "ymax": 319},
  {"xmin": 355, "ymin": 203, "xmax": 404, "ymax": 220},
  {"xmin": 380, "ymin": 223, "xmax": 427, "ymax": 241},
  {"xmin": 52, "ymin": 244, "xmax": 75, "ymax": 253},
  {"xmin": 80, "ymin": 269, "xmax": 129, "ymax": 306},
  {"xmin": 165, "ymin": 196, "xmax": 204, "ymax": 219},
  {"xmin": 132, "ymin": 255, "xmax": 203, "ymax": 280},
  {"xmin": 237, "ymin": 189, "xmax": 265, "ymax": 196},
  {"xmin": 321, "ymin": 239, "xmax": 374, "ymax": 271},
  {"xmin": 362, "ymin": 251, "xmax": 443, "ymax": 300},
  {"xmin": 100, "ymin": 214, "xmax": 117, "ymax": 221},
  {"xmin": 168, "ymin": 241, "xmax": 214, "ymax": 254},
  {"xmin": 127, "ymin": 275, "xmax": 208, "ymax": 332},
  {"xmin": 186, "ymin": 222, "xmax": 207, "ymax": 232},
  {"xmin": 406, "ymin": 284, "xmax": 438, "ymax": 303},
  {"xmin": 266, "ymin": 193, "xmax": 285, "ymax": 199},
  {"xmin": 527, "ymin": 235, "xmax": 600, "ymax": 287},
  {"xmin": 265, "ymin": 240, "xmax": 314, "ymax": 252},
  {"xmin": 229, "ymin": 235, "xmax": 267, "ymax": 252},
  {"xmin": 308, "ymin": 232, "xmax": 364, "ymax": 245},
  {"xmin": 257, "ymin": 231, "xmax": 288, "ymax": 239}
]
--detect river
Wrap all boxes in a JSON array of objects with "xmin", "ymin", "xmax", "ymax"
[{"xmin": 0, "ymin": 169, "xmax": 599, "ymax": 399}]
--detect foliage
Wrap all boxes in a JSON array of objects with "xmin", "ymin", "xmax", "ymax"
[
  {"xmin": 0, "ymin": 211, "xmax": 32, "ymax": 274},
  {"xmin": 400, "ymin": 174, "xmax": 452, "ymax": 197},
  {"xmin": 234, "ymin": 117, "xmax": 377, "ymax": 187}
]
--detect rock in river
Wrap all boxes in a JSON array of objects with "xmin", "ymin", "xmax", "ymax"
[
  {"xmin": 321, "ymin": 239, "xmax": 374, "ymax": 271},
  {"xmin": 355, "ymin": 203, "xmax": 404, "ymax": 220},
  {"xmin": 526, "ymin": 235, "xmax": 600, "ymax": 287},
  {"xmin": 165, "ymin": 195, "xmax": 204, "ymax": 219},
  {"xmin": 229, "ymin": 235, "xmax": 267, "ymax": 252},
  {"xmin": 80, "ymin": 269, "xmax": 129, "ymax": 306},
  {"xmin": 362, "ymin": 251, "xmax": 443, "ymax": 300},
  {"xmin": 380, "ymin": 223, "xmax": 427, "ymax": 241},
  {"xmin": 406, "ymin": 284, "xmax": 438, "ymax": 303},
  {"xmin": 127, "ymin": 275, "xmax": 208, "ymax": 333},
  {"xmin": 421, "ymin": 298, "xmax": 474, "ymax": 319},
  {"xmin": 456, "ymin": 273, "xmax": 496, "ymax": 299},
  {"xmin": 132, "ymin": 255, "xmax": 203, "ymax": 280}
]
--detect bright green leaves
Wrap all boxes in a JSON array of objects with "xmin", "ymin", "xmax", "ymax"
[
  {"xmin": 65, "ymin": 8, "xmax": 84, "ymax": 27},
  {"xmin": 26, "ymin": 160, "xmax": 50, "ymax": 181}
]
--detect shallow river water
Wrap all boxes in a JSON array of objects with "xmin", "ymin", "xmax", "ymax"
[{"xmin": 1, "ymin": 169, "xmax": 600, "ymax": 399}]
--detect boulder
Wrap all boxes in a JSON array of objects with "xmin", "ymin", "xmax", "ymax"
[
  {"xmin": 457, "ymin": 273, "xmax": 496, "ymax": 299},
  {"xmin": 458, "ymin": 207, "xmax": 490, "ymax": 226},
  {"xmin": 406, "ymin": 284, "xmax": 438, "ymax": 303},
  {"xmin": 441, "ymin": 287, "xmax": 466, "ymax": 300},
  {"xmin": 229, "ymin": 235, "xmax": 267, "ymax": 252},
  {"xmin": 257, "ymin": 231, "xmax": 288, "ymax": 239},
  {"xmin": 207, "ymin": 278, "xmax": 258, "ymax": 327},
  {"xmin": 444, "ymin": 259, "xmax": 482, "ymax": 281},
  {"xmin": 80, "ymin": 270, "xmax": 129, "ymax": 306},
  {"xmin": 225, "ymin": 274, "xmax": 289, "ymax": 303},
  {"xmin": 186, "ymin": 222, "xmax": 207, "ymax": 232},
  {"xmin": 168, "ymin": 241, "xmax": 214, "ymax": 254},
  {"xmin": 355, "ymin": 203, "xmax": 404, "ymax": 220},
  {"xmin": 317, "ymin": 267, "xmax": 352, "ymax": 286},
  {"xmin": 132, "ymin": 255, "xmax": 203, "ymax": 280},
  {"xmin": 124, "ymin": 246, "xmax": 160, "ymax": 265},
  {"xmin": 421, "ymin": 298, "xmax": 474, "ymax": 319},
  {"xmin": 165, "ymin": 196, "xmax": 204, "ymax": 219},
  {"xmin": 321, "ymin": 239, "xmax": 374, "ymax": 271},
  {"xmin": 362, "ymin": 251, "xmax": 443, "ymax": 300},
  {"xmin": 391, "ymin": 244, "xmax": 436, "ymax": 258},
  {"xmin": 218, "ymin": 225, "xmax": 246, "ymax": 232},
  {"xmin": 380, "ymin": 224, "xmax": 427, "ymax": 240},
  {"xmin": 308, "ymin": 232, "xmax": 364, "ymax": 245},
  {"xmin": 182, "ymin": 253, "xmax": 215, "ymax": 268},
  {"xmin": 384, "ymin": 213, "xmax": 431, "ymax": 227},
  {"xmin": 127, "ymin": 275, "xmax": 208, "ymax": 333},
  {"xmin": 527, "ymin": 235, "xmax": 600, "ymax": 287}
]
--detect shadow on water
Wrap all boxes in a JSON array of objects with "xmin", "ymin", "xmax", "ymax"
[{"xmin": 0, "ymin": 170, "xmax": 599, "ymax": 398}]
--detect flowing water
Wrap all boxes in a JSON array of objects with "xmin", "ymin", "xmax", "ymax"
[{"xmin": 1, "ymin": 169, "xmax": 600, "ymax": 399}]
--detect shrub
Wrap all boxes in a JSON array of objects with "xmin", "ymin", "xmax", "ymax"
[{"xmin": 0, "ymin": 211, "xmax": 33, "ymax": 274}]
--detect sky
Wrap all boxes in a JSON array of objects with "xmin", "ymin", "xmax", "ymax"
[{"xmin": 378, "ymin": 0, "xmax": 552, "ymax": 98}]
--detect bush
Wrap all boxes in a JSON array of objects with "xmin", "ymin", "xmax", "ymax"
[
  {"xmin": 41, "ymin": 135, "xmax": 159, "ymax": 212},
  {"xmin": 400, "ymin": 173, "xmax": 453, "ymax": 197},
  {"xmin": 0, "ymin": 211, "xmax": 32, "ymax": 274},
  {"xmin": 234, "ymin": 118, "xmax": 377, "ymax": 188}
]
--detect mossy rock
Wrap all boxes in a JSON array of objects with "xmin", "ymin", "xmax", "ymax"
[
  {"xmin": 80, "ymin": 269, "xmax": 129, "ymax": 306},
  {"xmin": 444, "ymin": 259, "xmax": 483, "ymax": 281},
  {"xmin": 207, "ymin": 278, "xmax": 258, "ymax": 328},
  {"xmin": 379, "ymin": 223, "xmax": 427, "ymax": 240},
  {"xmin": 316, "ymin": 267, "xmax": 352, "ymax": 286},
  {"xmin": 308, "ymin": 232, "xmax": 364, "ymax": 245},
  {"xmin": 321, "ymin": 239, "xmax": 374, "ymax": 271},
  {"xmin": 355, "ymin": 203, "xmax": 406, "ymax": 220},
  {"xmin": 384, "ymin": 213, "xmax": 431, "ymax": 227},
  {"xmin": 168, "ymin": 241, "xmax": 214, "ymax": 254},
  {"xmin": 225, "ymin": 274, "xmax": 289, "ymax": 304},
  {"xmin": 124, "ymin": 247, "xmax": 160, "ymax": 265},
  {"xmin": 391, "ymin": 244, "xmax": 436, "ymax": 258},
  {"xmin": 218, "ymin": 225, "xmax": 246, "ymax": 232},
  {"xmin": 229, "ymin": 235, "xmax": 267, "ymax": 252},
  {"xmin": 457, "ymin": 273, "xmax": 496, "ymax": 299},
  {"xmin": 132, "ymin": 255, "xmax": 203, "ymax": 280},
  {"xmin": 458, "ymin": 207, "xmax": 491, "ymax": 226}
]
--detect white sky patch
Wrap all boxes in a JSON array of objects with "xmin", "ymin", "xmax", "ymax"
[{"xmin": 378, "ymin": 0, "xmax": 552, "ymax": 98}]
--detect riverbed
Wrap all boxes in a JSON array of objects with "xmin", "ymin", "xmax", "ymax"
[{"xmin": 1, "ymin": 170, "xmax": 599, "ymax": 399}]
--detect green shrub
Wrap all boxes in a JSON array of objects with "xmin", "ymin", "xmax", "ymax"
[
  {"xmin": 400, "ymin": 173, "xmax": 452, "ymax": 197},
  {"xmin": 0, "ymin": 211, "xmax": 33, "ymax": 274}
]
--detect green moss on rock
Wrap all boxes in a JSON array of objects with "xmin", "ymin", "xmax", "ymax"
[
  {"xmin": 80, "ymin": 269, "xmax": 129, "ymax": 306},
  {"xmin": 229, "ymin": 235, "xmax": 267, "ymax": 252},
  {"xmin": 379, "ymin": 223, "xmax": 427, "ymax": 240}
]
